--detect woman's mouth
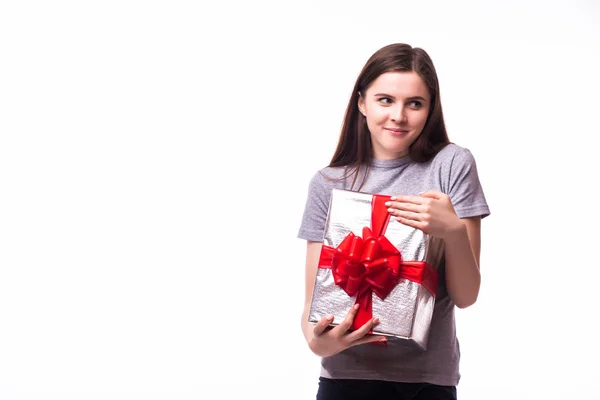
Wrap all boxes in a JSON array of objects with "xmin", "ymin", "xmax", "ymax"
[{"xmin": 384, "ymin": 128, "xmax": 409, "ymax": 135}]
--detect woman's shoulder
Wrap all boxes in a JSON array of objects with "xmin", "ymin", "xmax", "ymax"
[
  {"xmin": 431, "ymin": 143, "xmax": 477, "ymax": 166},
  {"xmin": 308, "ymin": 165, "xmax": 348, "ymax": 189}
]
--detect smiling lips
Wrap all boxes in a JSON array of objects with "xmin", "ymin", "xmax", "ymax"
[{"xmin": 384, "ymin": 128, "xmax": 409, "ymax": 135}]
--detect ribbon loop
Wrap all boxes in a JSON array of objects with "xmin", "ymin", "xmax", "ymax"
[{"xmin": 330, "ymin": 228, "xmax": 401, "ymax": 300}]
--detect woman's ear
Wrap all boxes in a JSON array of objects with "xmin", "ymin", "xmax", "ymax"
[{"xmin": 357, "ymin": 92, "xmax": 366, "ymax": 116}]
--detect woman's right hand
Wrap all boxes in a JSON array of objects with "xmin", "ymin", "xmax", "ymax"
[{"xmin": 308, "ymin": 304, "xmax": 387, "ymax": 357}]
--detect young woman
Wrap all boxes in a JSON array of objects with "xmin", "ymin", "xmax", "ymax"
[{"xmin": 298, "ymin": 43, "xmax": 490, "ymax": 400}]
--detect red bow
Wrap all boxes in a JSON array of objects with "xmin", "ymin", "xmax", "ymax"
[
  {"xmin": 319, "ymin": 226, "xmax": 402, "ymax": 330},
  {"xmin": 327, "ymin": 226, "xmax": 402, "ymax": 299}
]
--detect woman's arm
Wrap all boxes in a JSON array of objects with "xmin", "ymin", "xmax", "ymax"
[
  {"xmin": 443, "ymin": 216, "xmax": 481, "ymax": 308},
  {"xmin": 301, "ymin": 241, "xmax": 323, "ymax": 343}
]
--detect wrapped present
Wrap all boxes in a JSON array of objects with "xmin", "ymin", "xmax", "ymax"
[{"xmin": 308, "ymin": 189, "xmax": 445, "ymax": 350}]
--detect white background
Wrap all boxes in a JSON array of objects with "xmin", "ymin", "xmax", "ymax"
[{"xmin": 1, "ymin": 1, "xmax": 599, "ymax": 399}]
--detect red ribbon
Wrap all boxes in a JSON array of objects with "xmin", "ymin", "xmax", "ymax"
[{"xmin": 318, "ymin": 194, "xmax": 439, "ymax": 331}]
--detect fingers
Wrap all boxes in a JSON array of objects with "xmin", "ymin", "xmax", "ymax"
[
  {"xmin": 336, "ymin": 303, "xmax": 360, "ymax": 333},
  {"xmin": 419, "ymin": 190, "xmax": 444, "ymax": 199},
  {"xmin": 386, "ymin": 196, "xmax": 431, "ymax": 216},
  {"xmin": 350, "ymin": 334, "xmax": 387, "ymax": 347},
  {"xmin": 388, "ymin": 209, "xmax": 422, "ymax": 222},
  {"xmin": 389, "ymin": 191, "xmax": 447, "ymax": 204},
  {"xmin": 388, "ymin": 195, "xmax": 425, "ymax": 205},
  {"xmin": 314, "ymin": 308, "xmax": 388, "ymax": 350},
  {"xmin": 345, "ymin": 317, "xmax": 380, "ymax": 342},
  {"xmin": 395, "ymin": 216, "xmax": 426, "ymax": 230},
  {"xmin": 313, "ymin": 315, "xmax": 334, "ymax": 336},
  {"xmin": 387, "ymin": 202, "xmax": 424, "ymax": 213}
]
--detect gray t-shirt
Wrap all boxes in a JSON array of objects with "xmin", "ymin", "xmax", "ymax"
[{"xmin": 297, "ymin": 143, "xmax": 490, "ymax": 386}]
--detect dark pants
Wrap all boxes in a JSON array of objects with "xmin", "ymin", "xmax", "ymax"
[{"xmin": 316, "ymin": 377, "xmax": 457, "ymax": 400}]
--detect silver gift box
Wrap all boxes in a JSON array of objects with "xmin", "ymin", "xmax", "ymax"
[{"xmin": 308, "ymin": 189, "xmax": 445, "ymax": 350}]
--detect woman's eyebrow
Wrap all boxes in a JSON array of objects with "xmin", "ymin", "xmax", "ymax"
[{"xmin": 373, "ymin": 93, "xmax": 427, "ymax": 101}]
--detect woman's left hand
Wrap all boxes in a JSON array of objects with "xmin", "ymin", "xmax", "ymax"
[{"xmin": 385, "ymin": 190, "xmax": 464, "ymax": 240}]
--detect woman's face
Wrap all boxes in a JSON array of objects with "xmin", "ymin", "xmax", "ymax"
[{"xmin": 358, "ymin": 71, "xmax": 431, "ymax": 160}]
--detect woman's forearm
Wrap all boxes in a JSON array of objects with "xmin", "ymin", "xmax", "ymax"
[{"xmin": 443, "ymin": 219, "xmax": 481, "ymax": 308}]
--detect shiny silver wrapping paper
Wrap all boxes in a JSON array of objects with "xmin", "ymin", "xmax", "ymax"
[{"xmin": 308, "ymin": 189, "xmax": 445, "ymax": 350}]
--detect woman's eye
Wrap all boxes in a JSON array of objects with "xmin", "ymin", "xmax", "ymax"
[
  {"xmin": 378, "ymin": 97, "xmax": 392, "ymax": 104},
  {"xmin": 408, "ymin": 101, "xmax": 422, "ymax": 108}
]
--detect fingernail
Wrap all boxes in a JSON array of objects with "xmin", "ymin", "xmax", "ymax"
[
  {"xmin": 384, "ymin": 201, "xmax": 391, "ymax": 206},
  {"xmin": 373, "ymin": 318, "xmax": 380, "ymax": 324},
  {"xmin": 390, "ymin": 196, "xmax": 396, "ymax": 200},
  {"xmin": 354, "ymin": 304, "xmax": 359, "ymax": 310},
  {"xmin": 379, "ymin": 338, "xmax": 387, "ymax": 343},
  {"xmin": 387, "ymin": 208, "xmax": 394, "ymax": 213},
  {"xmin": 328, "ymin": 315, "xmax": 334, "ymax": 321}
]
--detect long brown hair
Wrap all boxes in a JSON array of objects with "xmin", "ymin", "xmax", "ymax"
[{"xmin": 329, "ymin": 43, "xmax": 450, "ymax": 190}]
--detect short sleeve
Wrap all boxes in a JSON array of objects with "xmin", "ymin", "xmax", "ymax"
[
  {"xmin": 447, "ymin": 147, "xmax": 490, "ymax": 219},
  {"xmin": 297, "ymin": 171, "xmax": 331, "ymax": 242}
]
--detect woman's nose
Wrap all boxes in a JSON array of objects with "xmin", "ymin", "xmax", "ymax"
[{"xmin": 390, "ymin": 106, "xmax": 407, "ymax": 123}]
